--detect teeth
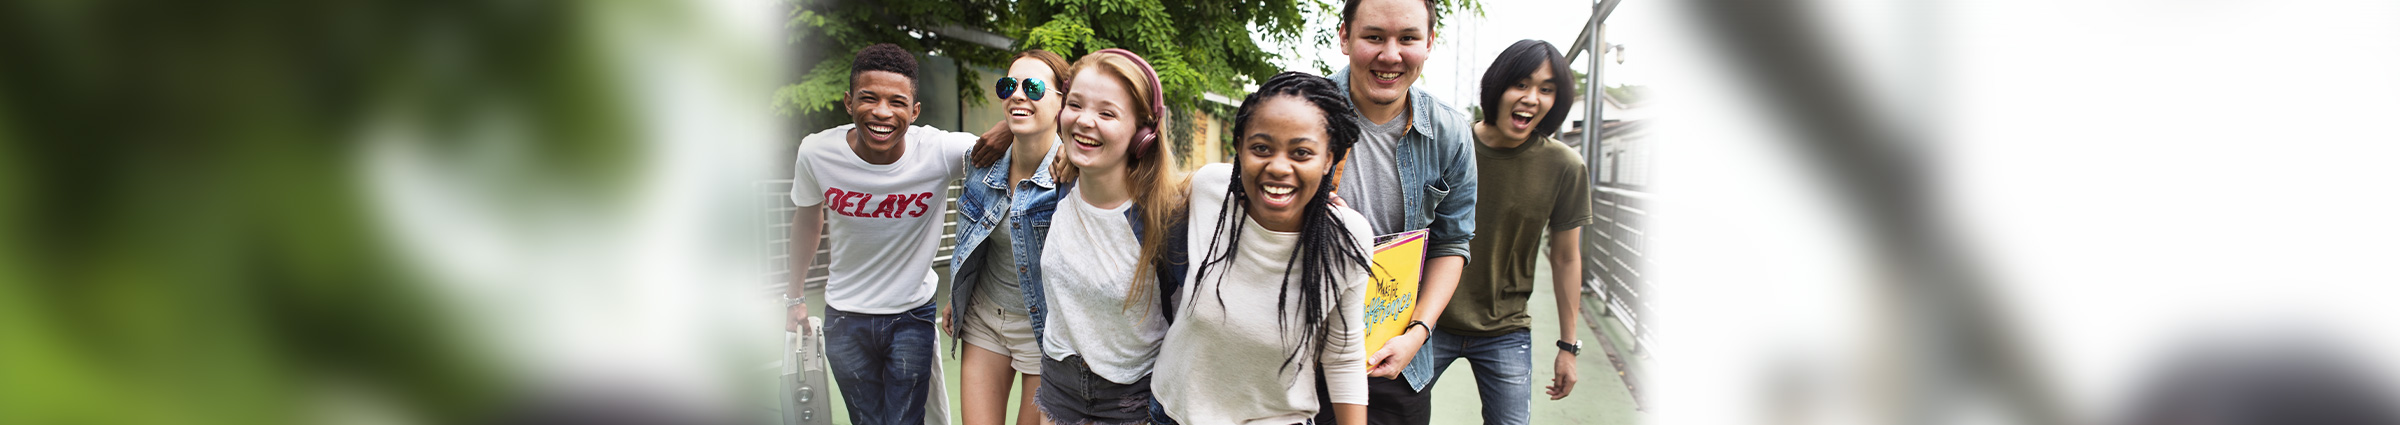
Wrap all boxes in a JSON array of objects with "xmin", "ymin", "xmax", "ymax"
[
  {"xmin": 1262, "ymin": 186, "xmax": 1294, "ymax": 195},
  {"xmin": 1513, "ymin": 112, "xmax": 1534, "ymax": 118},
  {"xmin": 867, "ymin": 125, "xmax": 895, "ymax": 134},
  {"xmin": 1374, "ymin": 72, "xmax": 1402, "ymax": 80}
]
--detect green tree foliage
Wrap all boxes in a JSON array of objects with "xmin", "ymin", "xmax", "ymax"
[
  {"xmin": 776, "ymin": 0, "xmax": 1018, "ymax": 116},
  {"xmin": 1013, "ymin": 0, "xmax": 1309, "ymax": 116},
  {"xmin": 777, "ymin": 0, "xmax": 1482, "ymax": 119},
  {"xmin": 1300, "ymin": 0, "xmax": 1486, "ymax": 76},
  {"xmin": 1606, "ymin": 84, "xmax": 1649, "ymax": 105}
]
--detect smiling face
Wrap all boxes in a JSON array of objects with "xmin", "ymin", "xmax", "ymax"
[
  {"xmin": 1002, "ymin": 57, "xmax": 1063, "ymax": 136},
  {"xmin": 1495, "ymin": 59, "xmax": 1559, "ymax": 143},
  {"xmin": 1239, "ymin": 97, "xmax": 1336, "ymax": 232},
  {"xmin": 1057, "ymin": 67, "xmax": 1138, "ymax": 176},
  {"xmin": 846, "ymin": 70, "xmax": 919, "ymax": 150},
  {"xmin": 1339, "ymin": 0, "xmax": 1434, "ymax": 110}
]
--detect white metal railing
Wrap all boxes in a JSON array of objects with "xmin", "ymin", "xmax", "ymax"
[{"xmin": 1584, "ymin": 182, "xmax": 1653, "ymax": 352}]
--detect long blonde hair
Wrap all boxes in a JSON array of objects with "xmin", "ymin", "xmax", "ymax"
[{"xmin": 1053, "ymin": 51, "xmax": 1189, "ymax": 314}]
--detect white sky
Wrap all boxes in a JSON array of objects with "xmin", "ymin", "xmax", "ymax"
[{"xmin": 1256, "ymin": 0, "xmax": 1660, "ymax": 108}]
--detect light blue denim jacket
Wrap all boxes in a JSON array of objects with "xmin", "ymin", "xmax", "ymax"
[
  {"xmin": 947, "ymin": 142, "xmax": 1068, "ymax": 343},
  {"xmin": 1332, "ymin": 66, "xmax": 1480, "ymax": 391}
]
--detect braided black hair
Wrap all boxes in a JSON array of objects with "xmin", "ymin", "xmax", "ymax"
[{"xmin": 1189, "ymin": 72, "xmax": 1372, "ymax": 378}]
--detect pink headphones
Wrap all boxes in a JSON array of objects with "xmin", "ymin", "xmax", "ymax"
[{"xmin": 1087, "ymin": 48, "xmax": 1165, "ymax": 160}]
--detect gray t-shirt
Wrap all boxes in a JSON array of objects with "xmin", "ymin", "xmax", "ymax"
[
  {"xmin": 1339, "ymin": 112, "xmax": 1409, "ymax": 235},
  {"xmin": 975, "ymin": 191, "xmax": 1028, "ymax": 314}
]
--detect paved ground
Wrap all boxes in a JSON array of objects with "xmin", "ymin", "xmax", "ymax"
[{"xmin": 794, "ymin": 251, "xmax": 1644, "ymax": 424}]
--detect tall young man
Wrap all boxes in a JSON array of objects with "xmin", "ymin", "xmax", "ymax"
[
  {"xmin": 1323, "ymin": 0, "xmax": 1478, "ymax": 424},
  {"xmin": 1431, "ymin": 39, "xmax": 1592, "ymax": 425},
  {"xmin": 783, "ymin": 43, "xmax": 999, "ymax": 425}
]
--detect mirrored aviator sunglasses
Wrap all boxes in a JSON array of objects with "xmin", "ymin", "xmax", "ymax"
[{"xmin": 994, "ymin": 77, "xmax": 1047, "ymax": 101}]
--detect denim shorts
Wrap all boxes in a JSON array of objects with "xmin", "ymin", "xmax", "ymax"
[
  {"xmin": 961, "ymin": 295, "xmax": 1043, "ymax": 375},
  {"xmin": 1036, "ymin": 354, "xmax": 1154, "ymax": 425}
]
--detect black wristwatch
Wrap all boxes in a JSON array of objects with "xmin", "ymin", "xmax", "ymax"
[{"xmin": 1557, "ymin": 340, "xmax": 1582, "ymax": 356}]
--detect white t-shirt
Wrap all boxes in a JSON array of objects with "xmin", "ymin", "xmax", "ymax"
[
  {"xmin": 1039, "ymin": 184, "xmax": 1167, "ymax": 385},
  {"xmin": 789, "ymin": 124, "xmax": 976, "ymax": 314},
  {"xmin": 1156, "ymin": 164, "xmax": 1372, "ymax": 424}
]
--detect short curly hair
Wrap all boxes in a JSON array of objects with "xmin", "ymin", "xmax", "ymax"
[{"xmin": 850, "ymin": 43, "xmax": 919, "ymax": 93}]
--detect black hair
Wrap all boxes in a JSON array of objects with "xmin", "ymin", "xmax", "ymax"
[
  {"xmin": 1189, "ymin": 72, "xmax": 1372, "ymax": 378},
  {"xmin": 1341, "ymin": 0, "xmax": 1441, "ymax": 35},
  {"xmin": 849, "ymin": 43, "xmax": 919, "ymax": 94},
  {"xmin": 1478, "ymin": 39, "xmax": 1578, "ymax": 137}
]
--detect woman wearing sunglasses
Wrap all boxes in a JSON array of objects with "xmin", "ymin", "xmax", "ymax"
[
  {"xmin": 948, "ymin": 49, "xmax": 1073, "ymax": 425},
  {"xmin": 1034, "ymin": 48, "xmax": 1188, "ymax": 425}
]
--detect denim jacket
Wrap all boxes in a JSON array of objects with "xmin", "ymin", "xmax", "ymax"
[
  {"xmin": 948, "ymin": 142, "xmax": 1069, "ymax": 343},
  {"xmin": 1331, "ymin": 66, "xmax": 1480, "ymax": 391}
]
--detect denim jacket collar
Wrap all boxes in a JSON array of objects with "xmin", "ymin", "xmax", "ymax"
[
  {"xmin": 978, "ymin": 140, "xmax": 1063, "ymax": 192},
  {"xmin": 1331, "ymin": 65, "xmax": 1483, "ymax": 393}
]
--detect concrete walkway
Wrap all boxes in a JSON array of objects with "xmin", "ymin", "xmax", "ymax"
[
  {"xmin": 1419, "ymin": 252, "xmax": 1642, "ymax": 424},
  {"xmin": 797, "ymin": 252, "xmax": 1644, "ymax": 424}
]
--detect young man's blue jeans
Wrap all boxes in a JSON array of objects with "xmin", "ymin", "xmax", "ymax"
[
  {"xmin": 1423, "ymin": 329, "xmax": 1535, "ymax": 425},
  {"xmin": 823, "ymin": 302, "xmax": 938, "ymax": 425}
]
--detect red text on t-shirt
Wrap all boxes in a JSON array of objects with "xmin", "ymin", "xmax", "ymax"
[{"xmin": 823, "ymin": 188, "xmax": 935, "ymax": 218}]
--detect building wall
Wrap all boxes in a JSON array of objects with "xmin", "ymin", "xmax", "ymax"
[
  {"xmin": 1597, "ymin": 124, "xmax": 1652, "ymax": 187},
  {"xmin": 1178, "ymin": 108, "xmax": 1227, "ymax": 170}
]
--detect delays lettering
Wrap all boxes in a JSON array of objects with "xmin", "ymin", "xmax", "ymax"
[{"xmin": 822, "ymin": 188, "xmax": 935, "ymax": 218}]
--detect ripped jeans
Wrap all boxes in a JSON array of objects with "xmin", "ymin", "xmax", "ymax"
[{"xmin": 823, "ymin": 302, "xmax": 939, "ymax": 425}]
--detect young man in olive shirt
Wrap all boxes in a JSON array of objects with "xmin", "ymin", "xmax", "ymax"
[{"xmin": 1423, "ymin": 40, "xmax": 1592, "ymax": 425}]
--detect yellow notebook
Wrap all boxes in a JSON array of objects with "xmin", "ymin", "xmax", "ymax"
[{"xmin": 1363, "ymin": 229, "xmax": 1429, "ymax": 367}]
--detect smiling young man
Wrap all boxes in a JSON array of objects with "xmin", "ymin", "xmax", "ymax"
[
  {"xmin": 783, "ymin": 43, "xmax": 1000, "ymax": 425},
  {"xmin": 1431, "ymin": 39, "xmax": 1593, "ymax": 425},
  {"xmin": 1320, "ymin": 0, "xmax": 1480, "ymax": 424}
]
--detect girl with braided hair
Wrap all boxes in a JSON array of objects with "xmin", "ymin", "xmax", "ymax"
[{"xmin": 1153, "ymin": 72, "xmax": 1374, "ymax": 425}]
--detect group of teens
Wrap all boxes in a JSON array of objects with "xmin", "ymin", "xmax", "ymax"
[{"xmin": 784, "ymin": 1, "xmax": 1593, "ymax": 424}]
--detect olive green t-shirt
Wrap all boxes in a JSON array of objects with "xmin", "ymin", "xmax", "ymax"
[{"xmin": 1441, "ymin": 135, "xmax": 1593, "ymax": 336}]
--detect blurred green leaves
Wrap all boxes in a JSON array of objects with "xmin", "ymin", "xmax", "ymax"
[{"xmin": 0, "ymin": 0, "xmax": 673, "ymax": 422}]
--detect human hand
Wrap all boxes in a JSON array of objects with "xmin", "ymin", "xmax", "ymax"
[
  {"xmin": 1366, "ymin": 329, "xmax": 1427, "ymax": 378},
  {"xmin": 969, "ymin": 121, "xmax": 1011, "ymax": 167},
  {"xmin": 1547, "ymin": 350, "xmax": 1579, "ymax": 400},
  {"xmin": 938, "ymin": 305, "xmax": 956, "ymax": 337},
  {"xmin": 787, "ymin": 304, "xmax": 811, "ymax": 335}
]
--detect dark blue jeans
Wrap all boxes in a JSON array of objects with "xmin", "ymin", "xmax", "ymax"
[{"xmin": 823, "ymin": 302, "xmax": 938, "ymax": 425}]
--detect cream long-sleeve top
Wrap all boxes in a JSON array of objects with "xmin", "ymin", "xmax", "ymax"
[{"xmin": 1154, "ymin": 163, "xmax": 1371, "ymax": 425}]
